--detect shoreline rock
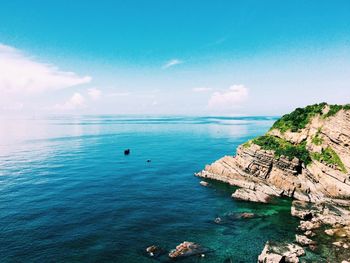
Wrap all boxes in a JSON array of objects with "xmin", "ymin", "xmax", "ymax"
[
  {"xmin": 196, "ymin": 104, "xmax": 350, "ymax": 262},
  {"xmin": 258, "ymin": 241, "xmax": 305, "ymax": 263},
  {"xmin": 232, "ymin": 188, "xmax": 271, "ymax": 203},
  {"xmin": 197, "ymin": 105, "xmax": 350, "ymax": 203},
  {"xmin": 199, "ymin": 181, "xmax": 209, "ymax": 187},
  {"xmin": 295, "ymin": 234, "xmax": 315, "ymax": 246}
]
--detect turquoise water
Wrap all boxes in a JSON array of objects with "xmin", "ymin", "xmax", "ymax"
[{"xmin": 0, "ymin": 116, "xmax": 299, "ymax": 262}]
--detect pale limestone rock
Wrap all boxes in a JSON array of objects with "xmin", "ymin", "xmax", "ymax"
[
  {"xmin": 295, "ymin": 234, "xmax": 315, "ymax": 246},
  {"xmin": 299, "ymin": 220, "xmax": 321, "ymax": 231},
  {"xmin": 333, "ymin": 241, "xmax": 343, "ymax": 247},
  {"xmin": 168, "ymin": 241, "xmax": 207, "ymax": 259},
  {"xmin": 196, "ymin": 106, "xmax": 350, "ymax": 202},
  {"xmin": 258, "ymin": 241, "xmax": 305, "ymax": 263},
  {"xmin": 199, "ymin": 181, "xmax": 209, "ymax": 187},
  {"xmin": 196, "ymin": 104, "xmax": 350, "ymax": 262},
  {"xmin": 232, "ymin": 188, "xmax": 271, "ymax": 203},
  {"xmin": 304, "ymin": 230, "xmax": 315, "ymax": 237}
]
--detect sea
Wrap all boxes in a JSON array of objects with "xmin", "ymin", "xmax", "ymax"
[{"xmin": 0, "ymin": 115, "xmax": 300, "ymax": 263}]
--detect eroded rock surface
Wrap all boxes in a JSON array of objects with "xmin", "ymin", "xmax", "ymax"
[
  {"xmin": 197, "ymin": 106, "xmax": 350, "ymax": 202},
  {"xmin": 291, "ymin": 200, "xmax": 350, "ymax": 261},
  {"xmin": 168, "ymin": 241, "xmax": 207, "ymax": 259},
  {"xmin": 196, "ymin": 104, "xmax": 350, "ymax": 262},
  {"xmin": 295, "ymin": 234, "xmax": 315, "ymax": 246},
  {"xmin": 145, "ymin": 245, "xmax": 163, "ymax": 257},
  {"xmin": 258, "ymin": 241, "xmax": 305, "ymax": 263},
  {"xmin": 232, "ymin": 188, "xmax": 271, "ymax": 203}
]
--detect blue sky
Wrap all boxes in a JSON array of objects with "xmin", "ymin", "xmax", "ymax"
[{"xmin": 0, "ymin": 0, "xmax": 350, "ymax": 115}]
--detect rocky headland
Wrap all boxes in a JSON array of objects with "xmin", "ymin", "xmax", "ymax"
[{"xmin": 197, "ymin": 103, "xmax": 350, "ymax": 262}]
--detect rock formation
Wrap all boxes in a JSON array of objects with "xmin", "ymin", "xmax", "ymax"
[
  {"xmin": 198, "ymin": 104, "xmax": 350, "ymax": 203},
  {"xmin": 168, "ymin": 241, "xmax": 207, "ymax": 259},
  {"xmin": 145, "ymin": 245, "xmax": 163, "ymax": 257},
  {"xmin": 196, "ymin": 103, "xmax": 350, "ymax": 262},
  {"xmin": 257, "ymin": 241, "xmax": 305, "ymax": 263}
]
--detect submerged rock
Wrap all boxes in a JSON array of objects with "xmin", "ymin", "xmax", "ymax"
[
  {"xmin": 258, "ymin": 241, "xmax": 305, "ymax": 263},
  {"xmin": 145, "ymin": 245, "xmax": 163, "ymax": 257},
  {"xmin": 223, "ymin": 257, "xmax": 233, "ymax": 263},
  {"xmin": 200, "ymin": 181, "xmax": 209, "ymax": 187},
  {"xmin": 232, "ymin": 188, "xmax": 271, "ymax": 203},
  {"xmin": 214, "ymin": 217, "xmax": 222, "ymax": 224},
  {"xmin": 237, "ymin": 212, "xmax": 255, "ymax": 219},
  {"xmin": 168, "ymin": 241, "xmax": 207, "ymax": 259}
]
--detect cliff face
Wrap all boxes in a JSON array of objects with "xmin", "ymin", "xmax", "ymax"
[
  {"xmin": 198, "ymin": 103, "xmax": 350, "ymax": 262},
  {"xmin": 197, "ymin": 103, "xmax": 350, "ymax": 203}
]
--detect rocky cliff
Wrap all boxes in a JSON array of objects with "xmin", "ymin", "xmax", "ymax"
[
  {"xmin": 197, "ymin": 103, "xmax": 350, "ymax": 262},
  {"xmin": 198, "ymin": 103, "xmax": 350, "ymax": 203}
]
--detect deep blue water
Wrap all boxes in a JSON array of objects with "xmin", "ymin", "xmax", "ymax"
[{"xmin": 0, "ymin": 116, "xmax": 299, "ymax": 263}]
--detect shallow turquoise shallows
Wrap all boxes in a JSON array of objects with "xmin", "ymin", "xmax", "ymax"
[{"xmin": 0, "ymin": 116, "xmax": 299, "ymax": 263}]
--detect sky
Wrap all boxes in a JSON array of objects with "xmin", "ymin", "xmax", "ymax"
[{"xmin": 0, "ymin": 0, "xmax": 350, "ymax": 116}]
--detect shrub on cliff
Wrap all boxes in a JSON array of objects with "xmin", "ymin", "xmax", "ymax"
[
  {"xmin": 312, "ymin": 147, "xmax": 347, "ymax": 173},
  {"xmin": 271, "ymin": 103, "xmax": 326, "ymax": 133},
  {"xmin": 324, "ymin": 104, "xmax": 350, "ymax": 118},
  {"xmin": 271, "ymin": 103, "xmax": 350, "ymax": 133},
  {"xmin": 252, "ymin": 135, "xmax": 311, "ymax": 165}
]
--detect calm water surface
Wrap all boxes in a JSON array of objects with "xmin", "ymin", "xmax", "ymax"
[{"xmin": 0, "ymin": 116, "xmax": 299, "ymax": 262}]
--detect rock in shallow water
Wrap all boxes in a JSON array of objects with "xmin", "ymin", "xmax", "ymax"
[
  {"xmin": 197, "ymin": 104, "xmax": 350, "ymax": 202},
  {"xmin": 195, "ymin": 105, "xmax": 350, "ymax": 262},
  {"xmin": 145, "ymin": 245, "xmax": 163, "ymax": 257},
  {"xmin": 232, "ymin": 188, "xmax": 271, "ymax": 203},
  {"xmin": 200, "ymin": 181, "xmax": 209, "ymax": 187},
  {"xmin": 258, "ymin": 241, "xmax": 305, "ymax": 263},
  {"xmin": 168, "ymin": 241, "xmax": 208, "ymax": 259},
  {"xmin": 237, "ymin": 212, "xmax": 255, "ymax": 219},
  {"xmin": 295, "ymin": 234, "xmax": 316, "ymax": 246}
]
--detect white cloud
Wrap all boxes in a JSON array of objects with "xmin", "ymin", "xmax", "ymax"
[
  {"xmin": 208, "ymin": 84, "xmax": 249, "ymax": 111},
  {"xmin": 162, "ymin": 59, "xmax": 183, "ymax": 69},
  {"xmin": 87, "ymin": 88, "xmax": 102, "ymax": 100},
  {"xmin": 1, "ymin": 101, "xmax": 24, "ymax": 111},
  {"xmin": 109, "ymin": 92, "xmax": 131, "ymax": 97},
  {"xmin": 54, "ymin": 92, "xmax": 86, "ymax": 110},
  {"xmin": 0, "ymin": 43, "xmax": 91, "ymax": 94},
  {"xmin": 193, "ymin": 87, "xmax": 212, "ymax": 92}
]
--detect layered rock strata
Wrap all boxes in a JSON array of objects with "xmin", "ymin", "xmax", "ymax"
[
  {"xmin": 198, "ymin": 105, "xmax": 350, "ymax": 202},
  {"xmin": 197, "ymin": 103, "xmax": 350, "ymax": 262}
]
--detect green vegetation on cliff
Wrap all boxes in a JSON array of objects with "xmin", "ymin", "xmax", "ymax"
[
  {"xmin": 252, "ymin": 135, "xmax": 311, "ymax": 165},
  {"xmin": 242, "ymin": 140, "xmax": 252, "ymax": 148},
  {"xmin": 271, "ymin": 103, "xmax": 350, "ymax": 133},
  {"xmin": 271, "ymin": 103, "xmax": 326, "ymax": 133},
  {"xmin": 312, "ymin": 147, "xmax": 347, "ymax": 173},
  {"xmin": 242, "ymin": 103, "xmax": 350, "ymax": 171},
  {"xmin": 324, "ymin": 104, "xmax": 350, "ymax": 118},
  {"xmin": 311, "ymin": 128, "xmax": 323, "ymax": 146},
  {"xmin": 249, "ymin": 135, "xmax": 346, "ymax": 172}
]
